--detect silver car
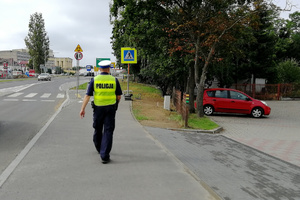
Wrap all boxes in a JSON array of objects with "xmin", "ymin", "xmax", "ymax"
[{"xmin": 38, "ymin": 73, "xmax": 51, "ymax": 81}]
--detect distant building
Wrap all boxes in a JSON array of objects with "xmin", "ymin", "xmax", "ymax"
[
  {"xmin": 0, "ymin": 49, "xmax": 30, "ymax": 67},
  {"xmin": 0, "ymin": 49, "xmax": 72, "ymax": 73},
  {"xmin": 48, "ymin": 57, "xmax": 73, "ymax": 71}
]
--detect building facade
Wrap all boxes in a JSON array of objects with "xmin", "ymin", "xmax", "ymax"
[
  {"xmin": 0, "ymin": 49, "xmax": 72, "ymax": 73},
  {"xmin": 0, "ymin": 49, "xmax": 30, "ymax": 67},
  {"xmin": 48, "ymin": 57, "xmax": 73, "ymax": 71}
]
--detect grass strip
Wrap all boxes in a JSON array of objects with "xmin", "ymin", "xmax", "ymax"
[{"xmin": 78, "ymin": 79, "xmax": 219, "ymax": 130}]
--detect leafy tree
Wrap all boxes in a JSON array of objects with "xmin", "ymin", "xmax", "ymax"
[
  {"xmin": 277, "ymin": 59, "xmax": 300, "ymax": 83},
  {"xmin": 55, "ymin": 66, "xmax": 62, "ymax": 74},
  {"xmin": 24, "ymin": 12, "xmax": 50, "ymax": 74},
  {"xmin": 288, "ymin": 11, "xmax": 300, "ymax": 33},
  {"xmin": 166, "ymin": 0, "xmax": 272, "ymax": 117},
  {"xmin": 285, "ymin": 12, "xmax": 300, "ymax": 62},
  {"xmin": 110, "ymin": 0, "xmax": 289, "ymax": 118},
  {"xmin": 110, "ymin": 0, "xmax": 185, "ymax": 95},
  {"xmin": 273, "ymin": 17, "xmax": 292, "ymax": 63},
  {"xmin": 245, "ymin": 2, "xmax": 279, "ymax": 84}
]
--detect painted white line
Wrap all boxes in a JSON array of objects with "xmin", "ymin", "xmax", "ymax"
[
  {"xmin": 0, "ymin": 83, "xmax": 38, "ymax": 93},
  {"xmin": 22, "ymin": 99, "xmax": 37, "ymax": 102},
  {"xmin": 14, "ymin": 83, "xmax": 36, "ymax": 92},
  {"xmin": 3, "ymin": 99, "xmax": 19, "ymax": 102},
  {"xmin": 24, "ymin": 93, "xmax": 37, "ymax": 98},
  {"xmin": 41, "ymin": 100, "xmax": 55, "ymax": 102},
  {"xmin": 7, "ymin": 93, "xmax": 23, "ymax": 98},
  {"xmin": 40, "ymin": 93, "xmax": 51, "ymax": 98},
  {"xmin": 56, "ymin": 93, "xmax": 65, "ymax": 98}
]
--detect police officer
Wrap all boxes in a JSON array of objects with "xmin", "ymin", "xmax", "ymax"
[{"xmin": 80, "ymin": 60, "xmax": 122, "ymax": 164}]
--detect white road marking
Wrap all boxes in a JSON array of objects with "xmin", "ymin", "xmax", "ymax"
[
  {"xmin": 41, "ymin": 93, "xmax": 51, "ymax": 98},
  {"xmin": 2, "ymin": 91, "xmax": 66, "ymax": 102},
  {"xmin": 24, "ymin": 93, "xmax": 38, "ymax": 98},
  {"xmin": 7, "ymin": 92, "xmax": 23, "ymax": 98},
  {"xmin": 22, "ymin": 99, "xmax": 37, "ymax": 102},
  {"xmin": 56, "ymin": 93, "xmax": 65, "ymax": 98},
  {"xmin": 3, "ymin": 99, "xmax": 19, "ymax": 101},
  {"xmin": 41, "ymin": 100, "xmax": 55, "ymax": 102}
]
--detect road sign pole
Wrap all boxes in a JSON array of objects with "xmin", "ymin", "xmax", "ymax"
[
  {"xmin": 74, "ymin": 44, "xmax": 83, "ymax": 99},
  {"xmin": 77, "ymin": 59, "xmax": 79, "ymax": 98},
  {"xmin": 121, "ymin": 47, "xmax": 137, "ymax": 100},
  {"xmin": 127, "ymin": 63, "xmax": 130, "ymax": 95}
]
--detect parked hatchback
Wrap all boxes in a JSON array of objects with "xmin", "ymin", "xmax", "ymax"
[
  {"xmin": 202, "ymin": 88, "xmax": 271, "ymax": 118},
  {"xmin": 38, "ymin": 73, "xmax": 51, "ymax": 81}
]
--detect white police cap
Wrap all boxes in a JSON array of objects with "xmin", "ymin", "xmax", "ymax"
[{"xmin": 99, "ymin": 60, "xmax": 111, "ymax": 68}]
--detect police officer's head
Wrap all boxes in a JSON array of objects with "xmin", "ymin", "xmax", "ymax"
[{"xmin": 99, "ymin": 60, "xmax": 111, "ymax": 72}]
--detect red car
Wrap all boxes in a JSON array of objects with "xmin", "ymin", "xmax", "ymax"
[{"xmin": 201, "ymin": 88, "xmax": 271, "ymax": 118}]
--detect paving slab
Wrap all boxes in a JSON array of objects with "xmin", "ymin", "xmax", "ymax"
[
  {"xmin": 0, "ymin": 90, "xmax": 216, "ymax": 200},
  {"xmin": 210, "ymin": 101, "xmax": 300, "ymax": 167},
  {"xmin": 146, "ymin": 127, "xmax": 300, "ymax": 200}
]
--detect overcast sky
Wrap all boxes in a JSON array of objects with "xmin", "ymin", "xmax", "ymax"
[{"xmin": 0, "ymin": 0, "xmax": 298, "ymax": 67}]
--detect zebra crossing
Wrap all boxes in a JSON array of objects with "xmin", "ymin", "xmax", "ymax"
[
  {"xmin": 0, "ymin": 83, "xmax": 37, "ymax": 94},
  {"xmin": 2, "ymin": 92, "xmax": 65, "ymax": 102}
]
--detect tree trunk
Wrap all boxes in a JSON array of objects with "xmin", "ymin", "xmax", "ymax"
[
  {"xmin": 188, "ymin": 63, "xmax": 195, "ymax": 113},
  {"xmin": 196, "ymin": 63, "xmax": 208, "ymax": 117},
  {"xmin": 196, "ymin": 44, "xmax": 216, "ymax": 117},
  {"xmin": 194, "ymin": 36, "xmax": 200, "ymax": 84}
]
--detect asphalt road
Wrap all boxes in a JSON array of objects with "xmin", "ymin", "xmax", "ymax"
[
  {"xmin": 1, "ymin": 78, "xmax": 299, "ymax": 200},
  {"xmin": 0, "ymin": 76, "xmax": 88, "ymax": 174},
  {"xmin": 210, "ymin": 100, "xmax": 300, "ymax": 167}
]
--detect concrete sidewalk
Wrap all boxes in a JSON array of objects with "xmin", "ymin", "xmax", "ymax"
[{"xmin": 0, "ymin": 90, "xmax": 217, "ymax": 200}]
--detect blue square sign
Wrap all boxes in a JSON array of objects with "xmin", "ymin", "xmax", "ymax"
[
  {"xmin": 124, "ymin": 50, "xmax": 135, "ymax": 61},
  {"xmin": 121, "ymin": 47, "xmax": 137, "ymax": 64}
]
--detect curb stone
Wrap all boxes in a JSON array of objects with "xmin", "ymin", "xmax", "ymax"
[{"xmin": 168, "ymin": 127, "xmax": 223, "ymax": 134}]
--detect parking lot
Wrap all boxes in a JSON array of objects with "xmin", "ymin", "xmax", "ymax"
[{"xmin": 210, "ymin": 100, "xmax": 300, "ymax": 167}]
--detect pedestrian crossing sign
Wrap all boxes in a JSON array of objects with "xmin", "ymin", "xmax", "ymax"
[{"xmin": 121, "ymin": 47, "xmax": 137, "ymax": 64}]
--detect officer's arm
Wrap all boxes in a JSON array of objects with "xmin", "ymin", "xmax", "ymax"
[
  {"xmin": 117, "ymin": 95, "xmax": 121, "ymax": 102},
  {"xmin": 115, "ymin": 95, "xmax": 121, "ymax": 111},
  {"xmin": 80, "ymin": 95, "xmax": 91, "ymax": 118}
]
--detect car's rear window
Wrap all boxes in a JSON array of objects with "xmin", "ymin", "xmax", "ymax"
[
  {"xmin": 206, "ymin": 91, "xmax": 215, "ymax": 97},
  {"xmin": 215, "ymin": 90, "xmax": 228, "ymax": 98}
]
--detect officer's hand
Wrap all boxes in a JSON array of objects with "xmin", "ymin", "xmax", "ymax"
[{"xmin": 80, "ymin": 110, "xmax": 85, "ymax": 119}]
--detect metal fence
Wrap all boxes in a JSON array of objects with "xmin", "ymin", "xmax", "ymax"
[
  {"xmin": 232, "ymin": 83, "xmax": 300, "ymax": 100},
  {"xmin": 171, "ymin": 84, "xmax": 300, "ymax": 127}
]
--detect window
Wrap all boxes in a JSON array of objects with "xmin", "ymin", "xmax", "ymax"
[
  {"xmin": 215, "ymin": 90, "xmax": 228, "ymax": 98},
  {"xmin": 230, "ymin": 91, "xmax": 248, "ymax": 100},
  {"xmin": 206, "ymin": 91, "xmax": 215, "ymax": 97}
]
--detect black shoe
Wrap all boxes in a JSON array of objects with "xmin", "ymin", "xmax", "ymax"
[{"xmin": 101, "ymin": 158, "xmax": 110, "ymax": 164}]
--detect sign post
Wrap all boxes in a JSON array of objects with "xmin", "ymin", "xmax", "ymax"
[
  {"xmin": 121, "ymin": 47, "xmax": 137, "ymax": 100},
  {"xmin": 74, "ymin": 44, "xmax": 83, "ymax": 98},
  {"xmin": 3, "ymin": 62, "xmax": 8, "ymax": 79}
]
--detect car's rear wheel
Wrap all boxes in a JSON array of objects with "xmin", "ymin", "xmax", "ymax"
[
  {"xmin": 203, "ymin": 105, "xmax": 214, "ymax": 116},
  {"xmin": 251, "ymin": 107, "xmax": 263, "ymax": 118}
]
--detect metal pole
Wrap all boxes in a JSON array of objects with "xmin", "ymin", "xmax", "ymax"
[
  {"xmin": 5, "ymin": 62, "xmax": 8, "ymax": 79},
  {"xmin": 77, "ymin": 59, "xmax": 79, "ymax": 98},
  {"xmin": 127, "ymin": 63, "xmax": 130, "ymax": 95},
  {"xmin": 12, "ymin": 58, "xmax": 14, "ymax": 79}
]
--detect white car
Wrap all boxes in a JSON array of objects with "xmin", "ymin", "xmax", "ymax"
[{"xmin": 38, "ymin": 73, "xmax": 51, "ymax": 81}]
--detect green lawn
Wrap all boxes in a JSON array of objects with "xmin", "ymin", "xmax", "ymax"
[{"xmin": 77, "ymin": 79, "xmax": 219, "ymax": 130}]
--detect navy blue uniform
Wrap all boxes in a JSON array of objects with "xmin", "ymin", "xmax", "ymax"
[{"xmin": 86, "ymin": 72, "xmax": 122, "ymax": 161}]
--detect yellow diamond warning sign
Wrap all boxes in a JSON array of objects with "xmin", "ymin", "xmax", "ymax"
[{"xmin": 74, "ymin": 44, "xmax": 83, "ymax": 52}]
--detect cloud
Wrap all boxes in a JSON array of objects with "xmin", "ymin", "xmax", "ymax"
[{"xmin": 0, "ymin": 0, "xmax": 115, "ymax": 67}]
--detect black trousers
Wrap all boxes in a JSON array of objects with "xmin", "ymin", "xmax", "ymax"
[{"xmin": 93, "ymin": 105, "xmax": 116, "ymax": 160}]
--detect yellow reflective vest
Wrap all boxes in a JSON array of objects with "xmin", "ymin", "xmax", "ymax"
[{"xmin": 94, "ymin": 75, "xmax": 116, "ymax": 106}]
